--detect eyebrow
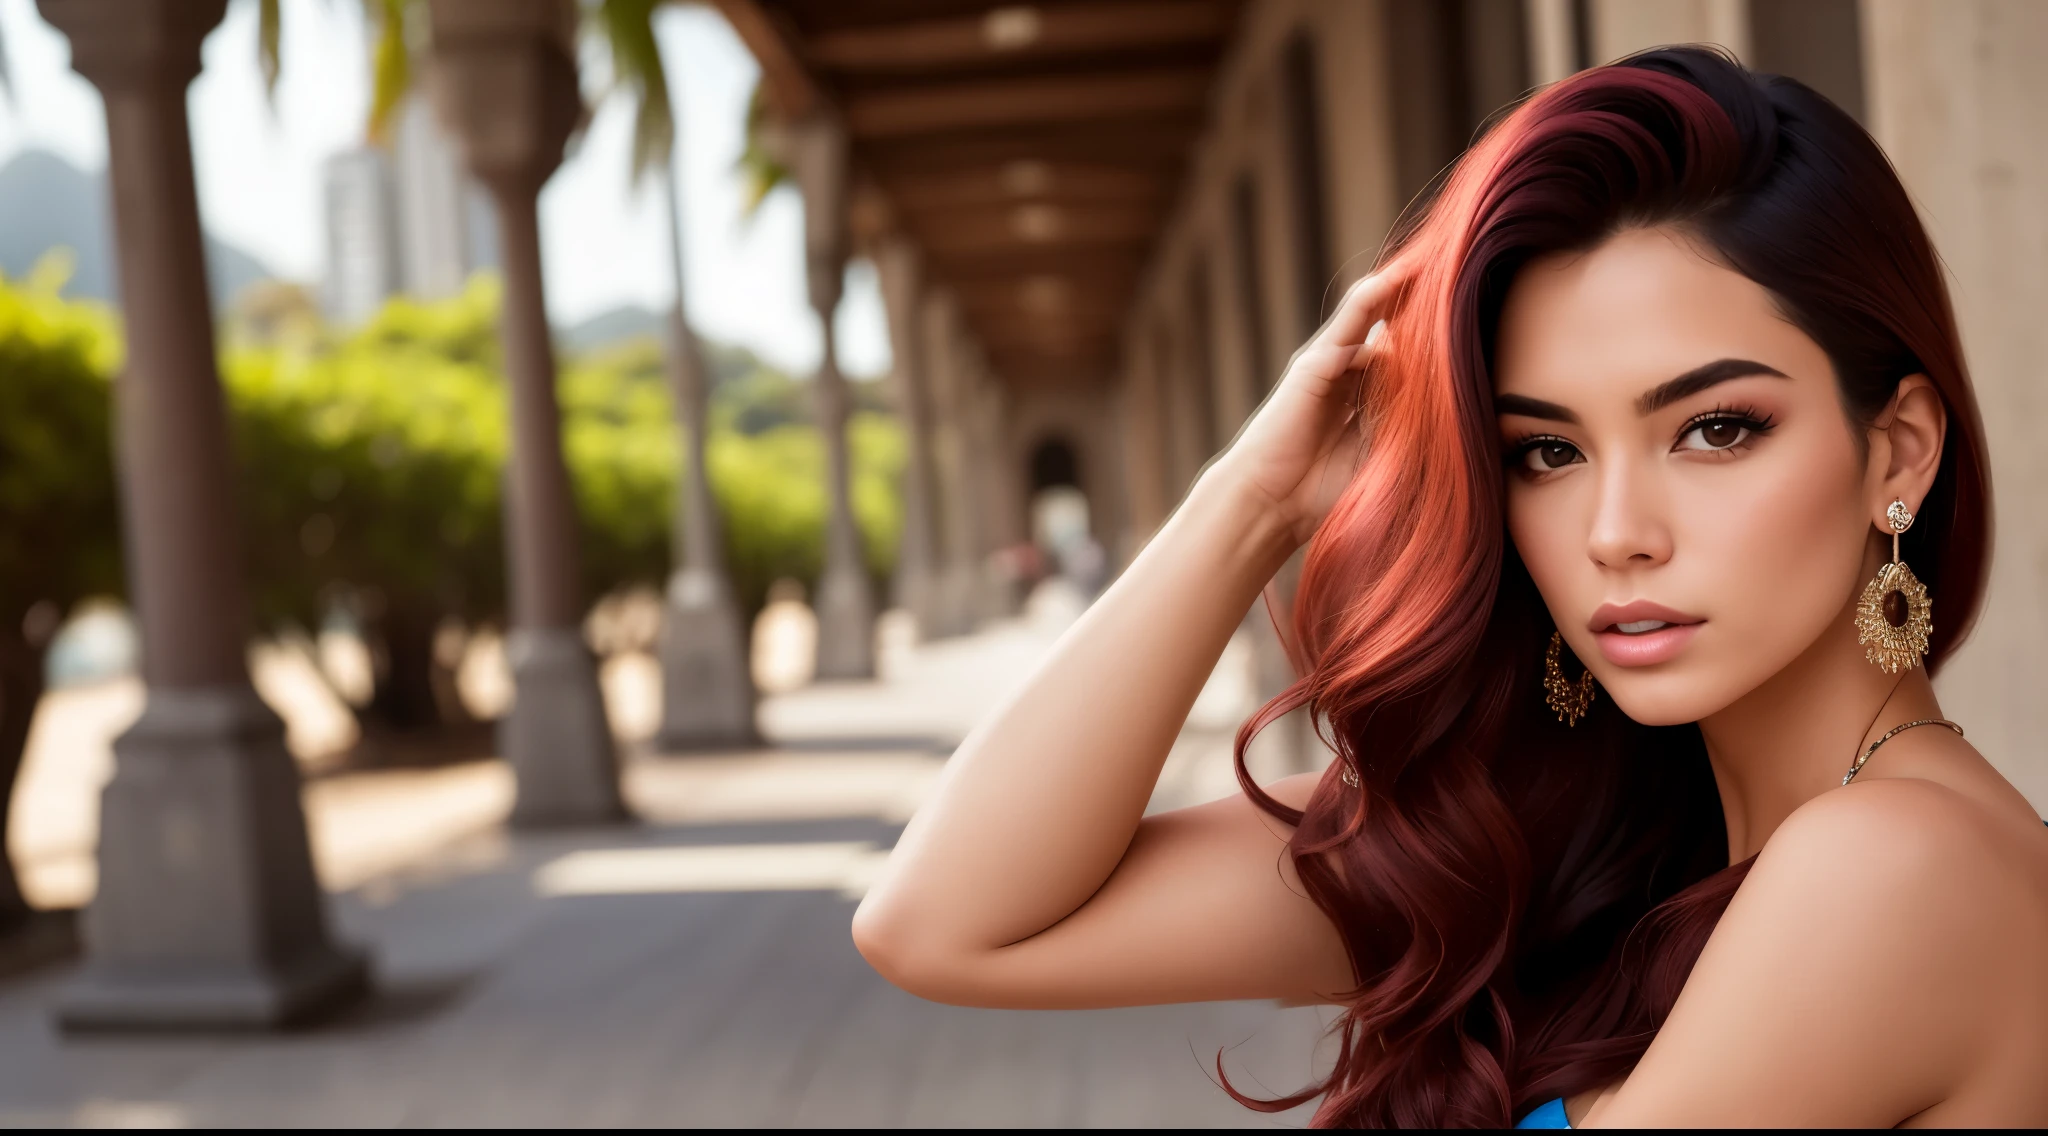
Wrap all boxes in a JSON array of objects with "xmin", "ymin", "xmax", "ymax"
[
  {"xmin": 1494, "ymin": 357, "xmax": 1790, "ymax": 424},
  {"xmin": 1634, "ymin": 358, "xmax": 1789, "ymax": 415}
]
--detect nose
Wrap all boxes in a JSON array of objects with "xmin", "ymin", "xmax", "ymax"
[{"xmin": 1586, "ymin": 455, "xmax": 1673, "ymax": 570}]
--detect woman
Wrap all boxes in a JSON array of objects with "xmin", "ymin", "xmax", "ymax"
[{"xmin": 852, "ymin": 47, "xmax": 2048, "ymax": 1127}]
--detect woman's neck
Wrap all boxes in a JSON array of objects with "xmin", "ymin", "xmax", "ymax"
[{"xmin": 1696, "ymin": 592, "xmax": 1943, "ymax": 862}]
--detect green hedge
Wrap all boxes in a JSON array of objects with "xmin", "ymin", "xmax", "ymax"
[
  {"xmin": 0, "ymin": 256, "xmax": 123, "ymax": 640},
  {"xmin": 2, "ymin": 268, "xmax": 904, "ymax": 651}
]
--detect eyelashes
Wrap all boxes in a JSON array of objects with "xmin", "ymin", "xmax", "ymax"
[
  {"xmin": 1503, "ymin": 403, "xmax": 1778, "ymax": 474},
  {"xmin": 1675, "ymin": 403, "xmax": 1776, "ymax": 453}
]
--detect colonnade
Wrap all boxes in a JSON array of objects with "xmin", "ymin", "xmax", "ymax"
[
  {"xmin": 31, "ymin": 0, "xmax": 1032, "ymax": 1031},
  {"xmin": 876, "ymin": 248, "xmax": 1025, "ymax": 640},
  {"xmin": 31, "ymin": 0, "xmax": 2048, "ymax": 1032}
]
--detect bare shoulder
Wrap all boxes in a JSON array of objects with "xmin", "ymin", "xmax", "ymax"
[
  {"xmin": 1595, "ymin": 778, "xmax": 2048, "ymax": 1125},
  {"xmin": 1757, "ymin": 775, "xmax": 2046, "ymax": 911},
  {"xmin": 1263, "ymin": 770, "xmax": 1324, "ymax": 812},
  {"xmin": 1737, "ymin": 777, "xmax": 2048, "ymax": 976}
]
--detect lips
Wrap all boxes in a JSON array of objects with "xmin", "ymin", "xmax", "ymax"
[{"xmin": 1587, "ymin": 601, "xmax": 1704, "ymax": 668}]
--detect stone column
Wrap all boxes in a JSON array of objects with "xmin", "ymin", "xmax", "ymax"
[
  {"xmin": 924, "ymin": 291, "xmax": 980, "ymax": 637},
  {"xmin": 426, "ymin": 0, "xmax": 622, "ymax": 823},
  {"xmin": 874, "ymin": 237, "xmax": 943, "ymax": 638},
  {"xmin": 1205, "ymin": 223, "xmax": 1260, "ymax": 439},
  {"xmin": 1524, "ymin": 0, "xmax": 1581, "ymax": 84},
  {"xmin": 655, "ymin": 163, "xmax": 757, "ymax": 749},
  {"xmin": 1863, "ymin": 0, "xmax": 2048, "ymax": 808},
  {"xmin": 1119, "ymin": 328, "xmax": 1172, "ymax": 549},
  {"xmin": 39, "ymin": 0, "xmax": 365, "ymax": 1028},
  {"xmin": 1586, "ymin": 0, "xmax": 1749, "ymax": 64},
  {"xmin": 963, "ymin": 349, "xmax": 1024, "ymax": 620},
  {"xmin": 776, "ymin": 117, "xmax": 876, "ymax": 679}
]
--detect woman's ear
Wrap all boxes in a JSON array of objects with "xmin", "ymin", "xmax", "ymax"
[{"xmin": 1870, "ymin": 374, "xmax": 1946, "ymax": 519}]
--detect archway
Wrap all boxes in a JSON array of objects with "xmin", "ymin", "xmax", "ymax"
[{"xmin": 1024, "ymin": 435, "xmax": 1104, "ymax": 596}]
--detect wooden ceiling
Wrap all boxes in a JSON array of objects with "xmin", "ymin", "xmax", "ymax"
[{"xmin": 715, "ymin": 1, "xmax": 1243, "ymax": 389}]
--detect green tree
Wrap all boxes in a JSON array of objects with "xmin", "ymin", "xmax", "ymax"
[
  {"xmin": 0, "ymin": 256, "xmax": 122, "ymax": 924},
  {"xmin": 224, "ymin": 277, "xmax": 508, "ymax": 731}
]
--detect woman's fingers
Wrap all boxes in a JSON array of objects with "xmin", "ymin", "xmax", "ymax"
[
  {"xmin": 1288, "ymin": 316, "xmax": 1388, "ymax": 392},
  {"xmin": 1311, "ymin": 263, "xmax": 1410, "ymax": 351},
  {"xmin": 1348, "ymin": 320, "xmax": 1388, "ymax": 370}
]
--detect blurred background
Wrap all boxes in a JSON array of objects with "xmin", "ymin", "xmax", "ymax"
[{"xmin": 0, "ymin": 0, "xmax": 2040, "ymax": 1126}]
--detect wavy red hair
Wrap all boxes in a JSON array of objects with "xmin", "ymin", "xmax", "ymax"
[{"xmin": 1228, "ymin": 47, "xmax": 1992, "ymax": 1127}]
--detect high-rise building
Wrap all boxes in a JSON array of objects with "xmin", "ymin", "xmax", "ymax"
[
  {"xmin": 320, "ymin": 147, "xmax": 398, "ymax": 326},
  {"xmin": 322, "ymin": 95, "xmax": 497, "ymax": 325},
  {"xmin": 392, "ymin": 96, "xmax": 498, "ymax": 299}
]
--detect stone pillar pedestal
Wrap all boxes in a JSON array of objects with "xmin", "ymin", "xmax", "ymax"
[
  {"xmin": 657, "ymin": 568, "xmax": 756, "ymax": 748},
  {"xmin": 500, "ymin": 629, "xmax": 619, "ymax": 823},
  {"xmin": 66, "ymin": 690, "xmax": 365, "ymax": 1027},
  {"xmin": 39, "ymin": 0, "xmax": 364, "ymax": 1028},
  {"xmin": 655, "ymin": 164, "xmax": 757, "ymax": 748},
  {"xmin": 426, "ymin": 0, "xmax": 622, "ymax": 823}
]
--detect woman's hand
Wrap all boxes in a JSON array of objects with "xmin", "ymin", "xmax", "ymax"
[
  {"xmin": 1211, "ymin": 266, "xmax": 1407, "ymax": 546},
  {"xmin": 847, "ymin": 276, "xmax": 1399, "ymax": 1008}
]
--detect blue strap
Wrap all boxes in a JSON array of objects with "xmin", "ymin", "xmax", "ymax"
[{"xmin": 1515, "ymin": 1097, "xmax": 1571, "ymax": 1129}]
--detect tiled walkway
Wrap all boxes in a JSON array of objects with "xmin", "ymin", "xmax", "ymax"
[{"xmin": 0, "ymin": 591, "xmax": 1334, "ymax": 1126}]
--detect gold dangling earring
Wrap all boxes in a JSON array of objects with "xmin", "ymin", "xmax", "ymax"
[
  {"xmin": 1855, "ymin": 498, "xmax": 1934, "ymax": 674},
  {"xmin": 1543, "ymin": 631, "xmax": 1596, "ymax": 726}
]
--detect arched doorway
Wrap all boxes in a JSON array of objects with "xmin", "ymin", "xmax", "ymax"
[{"xmin": 1025, "ymin": 436, "xmax": 1104, "ymax": 597}]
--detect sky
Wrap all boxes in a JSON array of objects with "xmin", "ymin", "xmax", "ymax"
[{"xmin": 0, "ymin": 0, "xmax": 890, "ymax": 378}]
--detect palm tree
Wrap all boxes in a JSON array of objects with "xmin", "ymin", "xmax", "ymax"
[
  {"xmin": 254, "ymin": 0, "xmax": 761, "ymax": 742},
  {"xmin": 588, "ymin": 0, "xmax": 758, "ymax": 746}
]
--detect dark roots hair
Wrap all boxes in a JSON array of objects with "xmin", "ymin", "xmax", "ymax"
[{"xmin": 1230, "ymin": 46, "xmax": 1991, "ymax": 1128}]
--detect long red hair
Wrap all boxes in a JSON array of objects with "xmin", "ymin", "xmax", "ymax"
[{"xmin": 1230, "ymin": 47, "xmax": 1992, "ymax": 1127}]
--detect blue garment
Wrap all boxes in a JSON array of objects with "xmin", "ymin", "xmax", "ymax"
[{"xmin": 1515, "ymin": 1097, "xmax": 1570, "ymax": 1129}]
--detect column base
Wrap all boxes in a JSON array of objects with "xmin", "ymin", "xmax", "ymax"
[
  {"xmin": 934, "ymin": 563, "xmax": 982, "ymax": 638},
  {"xmin": 891, "ymin": 563, "xmax": 942, "ymax": 643},
  {"xmin": 655, "ymin": 568, "xmax": 758, "ymax": 751},
  {"xmin": 62, "ymin": 942, "xmax": 368, "ymax": 1031},
  {"xmin": 504, "ymin": 628, "xmax": 626, "ymax": 827},
  {"xmin": 57, "ymin": 684, "xmax": 367, "ymax": 1030},
  {"xmin": 979, "ymin": 565, "xmax": 1022, "ymax": 621},
  {"xmin": 813, "ymin": 561, "xmax": 876, "ymax": 680}
]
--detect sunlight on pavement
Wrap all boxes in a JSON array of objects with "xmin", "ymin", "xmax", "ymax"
[
  {"xmin": 534, "ymin": 842, "xmax": 890, "ymax": 901},
  {"xmin": 626, "ymin": 751, "xmax": 943, "ymax": 825},
  {"xmin": 9, "ymin": 584, "xmax": 1265, "ymax": 912}
]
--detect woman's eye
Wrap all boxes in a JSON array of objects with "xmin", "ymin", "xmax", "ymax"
[
  {"xmin": 1679, "ymin": 418, "xmax": 1753, "ymax": 451},
  {"xmin": 1520, "ymin": 440, "xmax": 1583, "ymax": 472}
]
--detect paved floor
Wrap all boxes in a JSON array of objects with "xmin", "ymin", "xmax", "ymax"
[
  {"xmin": 0, "ymin": 811, "xmax": 1331, "ymax": 1127},
  {"xmin": 1, "ymin": 587, "xmax": 1335, "ymax": 1126}
]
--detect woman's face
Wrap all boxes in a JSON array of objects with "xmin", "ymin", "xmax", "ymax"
[{"xmin": 1494, "ymin": 226, "xmax": 1873, "ymax": 726}]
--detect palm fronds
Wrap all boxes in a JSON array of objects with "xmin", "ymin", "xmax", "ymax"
[
  {"xmin": 258, "ymin": 0, "xmax": 282, "ymax": 104},
  {"xmin": 735, "ymin": 81, "xmax": 788, "ymax": 217},
  {"xmin": 366, "ymin": 0, "xmax": 415, "ymax": 143},
  {"xmin": 590, "ymin": 0, "xmax": 674, "ymax": 187},
  {"xmin": 0, "ymin": 8, "xmax": 13, "ymax": 106}
]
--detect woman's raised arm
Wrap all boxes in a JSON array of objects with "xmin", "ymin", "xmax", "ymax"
[{"xmin": 850, "ymin": 269, "xmax": 1404, "ymax": 1009}]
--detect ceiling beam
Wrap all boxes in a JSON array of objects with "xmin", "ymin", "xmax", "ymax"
[
  {"xmin": 845, "ymin": 67, "xmax": 1211, "ymax": 138},
  {"xmin": 927, "ymin": 247, "xmax": 1148, "ymax": 282},
  {"xmin": 862, "ymin": 120, "xmax": 1200, "ymax": 178},
  {"xmin": 881, "ymin": 161, "xmax": 1168, "ymax": 211},
  {"xmin": 913, "ymin": 211, "xmax": 1156, "ymax": 256},
  {"xmin": 807, "ymin": 1, "xmax": 1235, "ymax": 73}
]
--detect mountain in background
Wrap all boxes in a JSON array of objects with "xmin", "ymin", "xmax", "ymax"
[
  {"xmin": 0, "ymin": 148, "xmax": 278, "ymax": 313},
  {"xmin": 559, "ymin": 304, "xmax": 665, "ymax": 354}
]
